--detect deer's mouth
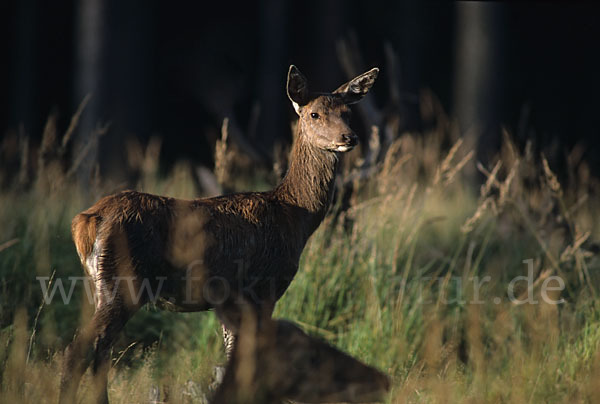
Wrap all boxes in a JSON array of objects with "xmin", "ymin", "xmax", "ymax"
[{"xmin": 331, "ymin": 133, "xmax": 358, "ymax": 152}]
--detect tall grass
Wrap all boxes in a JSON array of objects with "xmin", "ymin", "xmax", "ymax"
[{"xmin": 0, "ymin": 93, "xmax": 599, "ymax": 402}]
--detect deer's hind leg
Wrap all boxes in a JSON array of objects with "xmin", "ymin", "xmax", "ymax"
[
  {"xmin": 60, "ymin": 295, "xmax": 135, "ymax": 404},
  {"xmin": 90, "ymin": 299, "xmax": 134, "ymax": 403},
  {"xmin": 60, "ymin": 251, "xmax": 142, "ymax": 404}
]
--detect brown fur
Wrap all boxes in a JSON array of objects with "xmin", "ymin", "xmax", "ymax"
[
  {"xmin": 59, "ymin": 65, "xmax": 379, "ymax": 404},
  {"xmin": 71, "ymin": 213, "xmax": 97, "ymax": 263},
  {"xmin": 211, "ymin": 306, "xmax": 390, "ymax": 404}
]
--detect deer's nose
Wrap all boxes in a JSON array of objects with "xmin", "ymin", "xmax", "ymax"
[{"xmin": 342, "ymin": 133, "xmax": 358, "ymax": 146}]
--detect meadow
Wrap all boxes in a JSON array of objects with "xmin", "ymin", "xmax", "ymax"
[{"xmin": 1, "ymin": 92, "xmax": 599, "ymax": 403}]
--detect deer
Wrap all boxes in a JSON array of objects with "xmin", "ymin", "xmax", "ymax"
[
  {"xmin": 59, "ymin": 64, "xmax": 380, "ymax": 403},
  {"xmin": 210, "ymin": 302, "xmax": 390, "ymax": 404}
]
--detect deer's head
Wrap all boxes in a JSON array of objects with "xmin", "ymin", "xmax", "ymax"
[
  {"xmin": 287, "ymin": 65, "xmax": 379, "ymax": 153},
  {"xmin": 214, "ymin": 313, "xmax": 390, "ymax": 404}
]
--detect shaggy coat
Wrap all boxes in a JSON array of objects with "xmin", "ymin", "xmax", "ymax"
[{"xmin": 59, "ymin": 65, "xmax": 379, "ymax": 404}]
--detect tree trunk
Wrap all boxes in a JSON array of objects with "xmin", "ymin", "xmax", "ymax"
[
  {"xmin": 73, "ymin": 0, "xmax": 106, "ymax": 190},
  {"xmin": 453, "ymin": 2, "xmax": 506, "ymax": 162}
]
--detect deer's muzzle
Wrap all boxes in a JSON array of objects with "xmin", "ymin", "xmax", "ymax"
[{"xmin": 331, "ymin": 133, "xmax": 358, "ymax": 152}]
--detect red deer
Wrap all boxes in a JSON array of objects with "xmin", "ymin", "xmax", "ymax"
[
  {"xmin": 59, "ymin": 65, "xmax": 379, "ymax": 403},
  {"xmin": 211, "ymin": 304, "xmax": 390, "ymax": 404}
]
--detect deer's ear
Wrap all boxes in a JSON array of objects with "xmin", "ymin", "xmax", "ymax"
[
  {"xmin": 287, "ymin": 65, "xmax": 309, "ymax": 115},
  {"xmin": 334, "ymin": 67, "xmax": 379, "ymax": 105}
]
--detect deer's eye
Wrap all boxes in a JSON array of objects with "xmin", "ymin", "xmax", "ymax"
[{"xmin": 310, "ymin": 112, "xmax": 320, "ymax": 119}]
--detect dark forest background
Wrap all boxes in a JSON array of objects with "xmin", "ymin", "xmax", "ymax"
[{"xmin": 1, "ymin": 0, "xmax": 599, "ymax": 180}]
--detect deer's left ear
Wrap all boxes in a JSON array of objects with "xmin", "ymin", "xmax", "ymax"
[
  {"xmin": 333, "ymin": 67, "xmax": 379, "ymax": 104},
  {"xmin": 287, "ymin": 65, "xmax": 310, "ymax": 115}
]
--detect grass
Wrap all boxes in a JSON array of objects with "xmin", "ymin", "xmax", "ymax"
[{"xmin": 1, "ymin": 94, "xmax": 600, "ymax": 403}]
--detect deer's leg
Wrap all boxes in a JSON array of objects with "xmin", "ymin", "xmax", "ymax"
[
  {"xmin": 215, "ymin": 300, "xmax": 245, "ymax": 361},
  {"xmin": 60, "ymin": 298, "xmax": 135, "ymax": 404},
  {"xmin": 221, "ymin": 324, "xmax": 236, "ymax": 359},
  {"xmin": 90, "ymin": 301, "xmax": 134, "ymax": 404},
  {"xmin": 60, "ymin": 317, "xmax": 98, "ymax": 403},
  {"xmin": 216, "ymin": 300, "xmax": 275, "ymax": 359}
]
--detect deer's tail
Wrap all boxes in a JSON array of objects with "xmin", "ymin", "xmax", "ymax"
[{"xmin": 71, "ymin": 213, "xmax": 100, "ymax": 261}]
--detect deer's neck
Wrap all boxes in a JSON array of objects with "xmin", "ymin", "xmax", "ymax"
[{"xmin": 274, "ymin": 132, "xmax": 339, "ymax": 223}]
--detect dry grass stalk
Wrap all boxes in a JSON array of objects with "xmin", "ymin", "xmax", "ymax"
[
  {"xmin": 478, "ymin": 160, "xmax": 502, "ymax": 197},
  {"xmin": 542, "ymin": 155, "xmax": 562, "ymax": 196},
  {"xmin": 61, "ymin": 94, "xmax": 92, "ymax": 154},
  {"xmin": 214, "ymin": 118, "xmax": 235, "ymax": 189},
  {"xmin": 66, "ymin": 123, "xmax": 109, "ymax": 180},
  {"xmin": 434, "ymin": 138, "xmax": 463, "ymax": 185}
]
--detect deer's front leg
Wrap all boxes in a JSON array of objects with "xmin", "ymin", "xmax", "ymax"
[
  {"xmin": 216, "ymin": 299, "xmax": 275, "ymax": 359},
  {"xmin": 221, "ymin": 324, "xmax": 237, "ymax": 359}
]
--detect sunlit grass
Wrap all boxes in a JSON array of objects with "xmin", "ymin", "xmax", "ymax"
[{"xmin": 1, "ymin": 99, "xmax": 599, "ymax": 403}]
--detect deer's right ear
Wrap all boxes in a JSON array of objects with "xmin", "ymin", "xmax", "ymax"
[
  {"xmin": 333, "ymin": 67, "xmax": 379, "ymax": 105},
  {"xmin": 287, "ymin": 65, "xmax": 309, "ymax": 115}
]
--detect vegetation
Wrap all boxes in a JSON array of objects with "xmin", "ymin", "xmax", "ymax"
[{"xmin": 1, "ymin": 92, "xmax": 599, "ymax": 403}]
